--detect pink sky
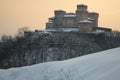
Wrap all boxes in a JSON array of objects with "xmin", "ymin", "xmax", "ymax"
[{"xmin": 0, "ymin": 0, "xmax": 120, "ymax": 36}]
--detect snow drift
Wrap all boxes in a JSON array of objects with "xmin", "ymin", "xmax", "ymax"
[{"xmin": 0, "ymin": 47, "xmax": 120, "ymax": 80}]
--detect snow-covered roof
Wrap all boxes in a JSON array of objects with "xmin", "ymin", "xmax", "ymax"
[
  {"xmin": 89, "ymin": 12, "xmax": 98, "ymax": 14},
  {"xmin": 0, "ymin": 47, "xmax": 120, "ymax": 80},
  {"xmin": 64, "ymin": 13, "xmax": 76, "ymax": 17},
  {"xmin": 50, "ymin": 16, "xmax": 55, "ymax": 19},
  {"xmin": 34, "ymin": 30, "xmax": 52, "ymax": 34},
  {"xmin": 46, "ymin": 28, "xmax": 79, "ymax": 32},
  {"xmin": 79, "ymin": 20, "xmax": 93, "ymax": 23},
  {"xmin": 77, "ymin": 4, "xmax": 87, "ymax": 7},
  {"xmin": 24, "ymin": 30, "xmax": 34, "ymax": 32},
  {"xmin": 88, "ymin": 18, "xmax": 94, "ymax": 20},
  {"xmin": 66, "ymin": 12, "xmax": 75, "ymax": 15},
  {"xmin": 55, "ymin": 9, "xmax": 65, "ymax": 12},
  {"xmin": 47, "ymin": 21, "xmax": 53, "ymax": 23},
  {"xmin": 92, "ymin": 30, "xmax": 105, "ymax": 34},
  {"xmin": 64, "ymin": 15, "xmax": 76, "ymax": 17}
]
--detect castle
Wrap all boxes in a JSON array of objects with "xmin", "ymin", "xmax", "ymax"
[
  {"xmin": 24, "ymin": 4, "xmax": 112, "ymax": 36},
  {"xmin": 46, "ymin": 4, "xmax": 111, "ymax": 33}
]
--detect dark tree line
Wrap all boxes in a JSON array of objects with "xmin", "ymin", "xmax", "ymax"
[{"xmin": 0, "ymin": 30, "xmax": 120, "ymax": 69}]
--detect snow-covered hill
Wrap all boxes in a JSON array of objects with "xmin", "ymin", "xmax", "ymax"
[{"xmin": 0, "ymin": 47, "xmax": 120, "ymax": 80}]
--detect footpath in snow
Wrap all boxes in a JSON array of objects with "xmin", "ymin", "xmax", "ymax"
[{"xmin": 0, "ymin": 47, "xmax": 120, "ymax": 80}]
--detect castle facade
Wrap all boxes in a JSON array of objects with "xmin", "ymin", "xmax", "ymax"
[{"xmin": 46, "ymin": 4, "xmax": 111, "ymax": 33}]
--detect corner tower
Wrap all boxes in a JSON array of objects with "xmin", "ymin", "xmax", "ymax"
[
  {"xmin": 54, "ymin": 10, "xmax": 66, "ymax": 27},
  {"xmin": 76, "ymin": 4, "xmax": 89, "ymax": 21},
  {"xmin": 88, "ymin": 12, "xmax": 99, "ymax": 27}
]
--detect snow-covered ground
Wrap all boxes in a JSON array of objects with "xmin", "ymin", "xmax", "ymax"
[{"xmin": 0, "ymin": 47, "xmax": 120, "ymax": 80}]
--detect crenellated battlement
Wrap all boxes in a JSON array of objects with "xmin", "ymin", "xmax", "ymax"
[{"xmin": 46, "ymin": 4, "xmax": 111, "ymax": 33}]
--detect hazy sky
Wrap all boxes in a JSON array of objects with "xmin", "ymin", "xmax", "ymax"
[{"xmin": 0, "ymin": 0, "xmax": 120, "ymax": 36}]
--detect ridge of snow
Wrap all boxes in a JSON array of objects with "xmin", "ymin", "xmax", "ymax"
[
  {"xmin": 77, "ymin": 4, "xmax": 87, "ymax": 6},
  {"xmin": 50, "ymin": 16, "xmax": 55, "ymax": 19},
  {"xmin": 64, "ymin": 13, "xmax": 76, "ymax": 17},
  {"xmin": 0, "ymin": 47, "xmax": 120, "ymax": 80},
  {"xmin": 89, "ymin": 12, "xmax": 98, "ymax": 14},
  {"xmin": 79, "ymin": 20, "xmax": 93, "ymax": 23},
  {"xmin": 88, "ymin": 18, "xmax": 94, "ymax": 20},
  {"xmin": 64, "ymin": 14, "xmax": 76, "ymax": 17},
  {"xmin": 47, "ymin": 21, "xmax": 53, "ymax": 23},
  {"xmin": 46, "ymin": 28, "xmax": 79, "ymax": 32},
  {"xmin": 24, "ymin": 30, "xmax": 34, "ymax": 32},
  {"xmin": 55, "ymin": 9, "xmax": 64, "ymax": 12}
]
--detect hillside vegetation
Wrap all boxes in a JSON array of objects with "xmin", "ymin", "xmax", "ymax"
[{"xmin": 0, "ymin": 31, "xmax": 120, "ymax": 68}]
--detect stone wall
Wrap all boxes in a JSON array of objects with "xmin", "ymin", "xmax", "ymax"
[{"xmin": 79, "ymin": 23, "xmax": 93, "ymax": 33}]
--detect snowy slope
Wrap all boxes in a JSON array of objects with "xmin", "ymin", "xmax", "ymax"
[{"xmin": 0, "ymin": 47, "xmax": 120, "ymax": 80}]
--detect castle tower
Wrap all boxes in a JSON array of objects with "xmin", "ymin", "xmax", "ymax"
[
  {"xmin": 88, "ymin": 12, "xmax": 99, "ymax": 27},
  {"xmin": 46, "ymin": 16, "xmax": 55, "ymax": 29},
  {"xmin": 54, "ymin": 10, "xmax": 66, "ymax": 27},
  {"xmin": 46, "ymin": 21, "xmax": 54, "ymax": 29},
  {"xmin": 75, "ymin": 4, "xmax": 89, "ymax": 25},
  {"xmin": 79, "ymin": 20, "xmax": 93, "ymax": 33},
  {"xmin": 63, "ymin": 13, "xmax": 76, "ymax": 27}
]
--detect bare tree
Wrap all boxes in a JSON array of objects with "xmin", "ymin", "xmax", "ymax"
[
  {"xmin": 1, "ymin": 34, "xmax": 12, "ymax": 42},
  {"xmin": 16, "ymin": 26, "xmax": 29, "ymax": 37}
]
